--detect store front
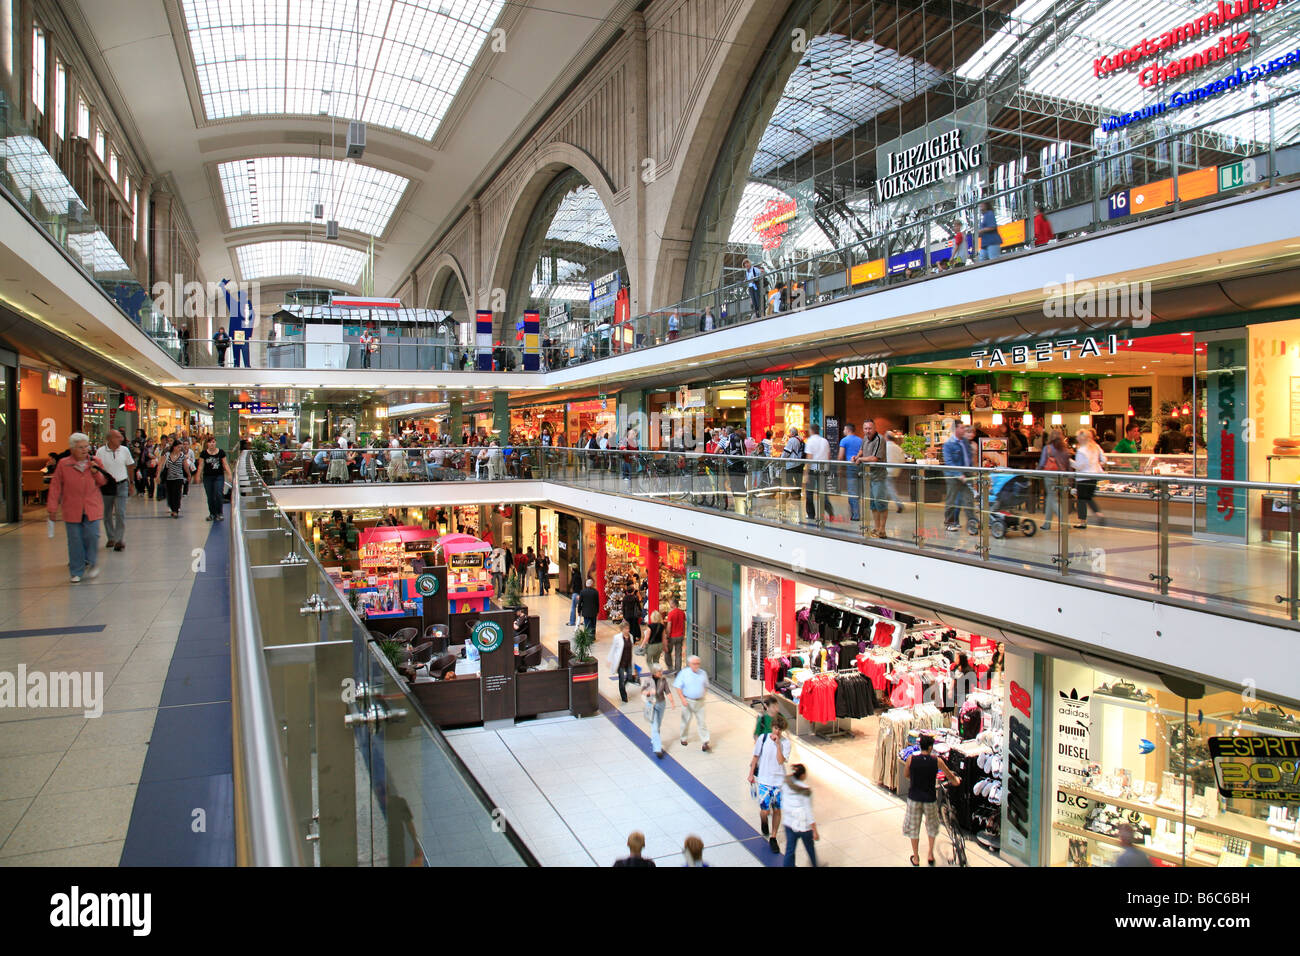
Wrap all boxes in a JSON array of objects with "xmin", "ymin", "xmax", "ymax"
[
  {"xmin": 646, "ymin": 382, "xmax": 747, "ymax": 449},
  {"xmin": 0, "ymin": 348, "xmax": 16, "ymax": 523},
  {"xmin": 565, "ymin": 398, "xmax": 615, "ymax": 447},
  {"xmin": 748, "ymin": 375, "xmax": 811, "ymax": 444},
  {"xmin": 510, "ymin": 402, "xmax": 565, "ymax": 444},
  {"xmin": 1044, "ymin": 658, "xmax": 1300, "ymax": 867},
  {"xmin": 742, "ymin": 570, "xmax": 1006, "ymax": 843}
]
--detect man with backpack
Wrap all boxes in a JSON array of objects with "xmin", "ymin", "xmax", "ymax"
[
  {"xmin": 724, "ymin": 426, "xmax": 748, "ymax": 513},
  {"xmin": 803, "ymin": 423, "xmax": 833, "ymax": 524}
]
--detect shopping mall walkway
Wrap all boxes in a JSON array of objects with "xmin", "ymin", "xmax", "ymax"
[
  {"xmin": 0, "ymin": 491, "xmax": 234, "ymax": 866},
  {"xmin": 447, "ymin": 590, "xmax": 1009, "ymax": 868}
]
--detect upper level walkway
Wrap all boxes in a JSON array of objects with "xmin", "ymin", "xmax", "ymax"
[{"xmin": 262, "ymin": 446, "xmax": 1300, "ymax": 707}]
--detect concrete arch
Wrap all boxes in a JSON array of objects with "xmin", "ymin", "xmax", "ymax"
[
  {"xmin": 423, "ymin": 253, "xmax": 471, "ymax": 313},
  {"xmin": 483, "ymin": 141, "xmax": 630, "ymax": 325},
  {"xmin": 643, "ymin": 0, "xmax": 794, "ymax": 310}
]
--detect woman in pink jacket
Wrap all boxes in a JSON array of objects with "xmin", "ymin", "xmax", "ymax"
[{"xmin": 47, "ymin": 432, "xmax": 107, "ymax": 583}]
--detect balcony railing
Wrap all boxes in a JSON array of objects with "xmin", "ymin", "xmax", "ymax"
[
  {"xmin": 0, "ymin": 101, "xmax": 184, "ymax": 364},
  {"xmin": 162, "ymin": 91, "xmax": 1300, "ymax": 373},
  {"xmin": 231, "ymin": 451, "xmax": 536, "ymax": 866},
  {"xmin": 259, "ymin": 444, "xmax": 1300, "ymax": 628}
]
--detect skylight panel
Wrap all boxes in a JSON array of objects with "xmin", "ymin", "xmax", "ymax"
[
  {"xmin": 955, "ymin": 0, "xmax": 1057, "ymax": 81},
  {"xmin": 749, "ymin": 35, "xmax": 944, "ymax": 177},
  {"xmin": 218, "ymin": 156, "xmax": 409, "ymax": 235},
  {"xmin": 235, "ymin": 240, "xmax": 367, "ymax": 284},
  {"xmin": 180, "ymin": 0, "xmax": 506, "ymax": 140}
]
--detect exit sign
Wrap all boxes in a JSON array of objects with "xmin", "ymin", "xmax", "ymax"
[{"xmin": 687, "ymin": 570, "xmax": 701, "ymax": 580}]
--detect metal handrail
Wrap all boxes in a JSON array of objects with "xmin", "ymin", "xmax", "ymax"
[
  {"xmin": 230, "ymin": 451, "xmax": 303, "ymax": 866},
  {"xmin": 267, "ymin": 443, "xmax": 1293, "ymax": 493}
]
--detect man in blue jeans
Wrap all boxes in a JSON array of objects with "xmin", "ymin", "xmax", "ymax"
[
  {"xmin": 942, "ymin": 421, "xmax": 977, "ymax": 532},
  {"xmin": 837, "ymin": 423, "xmax": 863, "ymax": 522},
  {"xmin": 744, "ymin": 258, "xmax": 763, "ymax": 316}
]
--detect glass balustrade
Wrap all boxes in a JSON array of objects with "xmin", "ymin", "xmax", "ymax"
[
  {"xmin": 254, "ymin": 444, "xmax": 1300, "ymax": 627},
  {"xmin": 230, "ymin": 451, "xmax": 535, "ymax": 866}
]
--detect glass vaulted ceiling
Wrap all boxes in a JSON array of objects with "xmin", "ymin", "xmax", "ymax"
[
  {"xmin": 180, "ymin": 0, "xmax": 506, "ymax": 140},
  {"xmin": 750, "ymin": 34, "xmax": 945, "ymax": 178},
  {"xmin": 958, "ymin": 0, "xmax": 1300, "ymax": 143},
  {"xmin": 236, "ymin": 239, "xmax": 367, "ymax": 284},
  {"xmin": 218, "ymin": 156, "xmax": 409, "ymax": 234}
]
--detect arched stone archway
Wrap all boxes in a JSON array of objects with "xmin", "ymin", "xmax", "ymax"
[{"xmin": 484, "ymin": 142, "xmax": 630, "ymax": 338}]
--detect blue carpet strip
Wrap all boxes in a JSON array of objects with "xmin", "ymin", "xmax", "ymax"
[
  {"xmin": 120, "ymin": 512, "xmax": 234, "ymax": 866},
  {"xmin": 0, "ymin": 625, "xmax": 105, "ymax": 640},
  {"xmin": 596, "ymin": 695, "xmax": 781, "ymax": 867}
]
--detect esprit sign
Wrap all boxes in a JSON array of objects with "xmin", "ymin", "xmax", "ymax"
[
  {"xmin": 971, "ymin": 334, "xmax": 1118, "ymax": 369},
  {"xmin": 875, "ymin": 129, "xmax": 983, "ymax": 203},
  {"xmin": 1094, "ymin": 0, "xmax": 1280, "ymax": 87},
  {"xmin": 832, "ymin": 362, "xmax": 889, "ymax": 384}
]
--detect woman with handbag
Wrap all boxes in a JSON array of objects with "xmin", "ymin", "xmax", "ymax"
[
  {"xmin": 160, "ymin": 440, "xmax": 192, "ymax": 518},
  {"xmin": 640, "ymin": 662, "xmax": 674, "ymax": 758},
  {"xmin": 641, "ymin": 609, "xmax": 665, "ymax": 669},
  {"xmin": 1038, "ymin": 432, "xmax": 1071, "ymax": 531},
  {"xmin": 197, "ymin": 437, "xmax": 233, "ymax": 521}
]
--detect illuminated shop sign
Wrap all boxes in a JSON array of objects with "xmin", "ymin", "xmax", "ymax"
[
  {"xmin": 45, "ymin": 371, "xmax": 69, "ymax": 395},
  {"xmin": 970, "ymin": 334, "xmax": 1118, "ymax": 369},
  {"xmin": 1102, "ymin": 49, "xmax": 1300, "ymax": 131},
  {"xmin": 832, "ymin": 361, "xmax": 889, "ymax": 384},
  {"xmin": 875, "ymin": 129, "xmax": 983, "ymax": 203},
  {"xmin": 752, "ymin": 198, "xmax": 798, "ymax": 250},
  {"xmin": 1094, "ymin": 0, "xmax": 1280, "ymax": 86},
  {"xmin": 590, "ymin": 271, "xmax": 621, "ymax": 309}
]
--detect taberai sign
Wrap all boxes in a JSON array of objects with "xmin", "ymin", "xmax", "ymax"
[
  {"xmin": 971, "ymin": 334, "xmax": 1118, "ymax": 369},
  {"xmin": 1093, "ymin": 0, "xmax": 1281, "ymax": 88},
  {"xmin": 875, "ymin": 129, "xmax": 983, "ymax": 203}
]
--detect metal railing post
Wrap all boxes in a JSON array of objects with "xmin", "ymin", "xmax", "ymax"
[
  {"xmin": 913, "ymin": 468, "xmax": 924, "ymax": 549},
  {"xmin": 1055, "ymin": 478, "xmax": 1070, "ymax": 577},
  {"xmin": 976, "ymin": 471, "xmax": 990, "ymax": 561},
  {"xmin": 1149, "ymin": 483, "xmax": 1171, "ymax": 596}
]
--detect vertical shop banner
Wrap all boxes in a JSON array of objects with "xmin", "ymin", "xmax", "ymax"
[
  {"xmin": 475, "ymin": 310, "xmax": 493, "ymax": 371},
  {"xmin": 1001, "ymin": 647, "xmax": 1036, "ymax": 865},
  {"xmin": 1206, "ymin": 337, "xmax": 1248, "ymax": 538},
  {"xmin": 522, "ymin": 310, "xmax": 540, "ymax": 371},
  {"xmin": 1051, "ymin": 662, "xmax": 1094, "ymax": 861}
]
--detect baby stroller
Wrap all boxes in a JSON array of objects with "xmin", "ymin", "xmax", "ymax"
[{"xmin": 987, "ymin": 473, "xmax": 1037, "ymax": 538}]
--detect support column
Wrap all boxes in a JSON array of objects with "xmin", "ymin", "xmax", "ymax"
[
  {"xmin": 595, "ymin": 523, "xmax": 607, "ymax": 619},
  {"xmin": 449, "ymin": 396, "xmax": 464, "ymax": 443},
  {"xmin": 647, "ymin": 538, "xmax": 661, "ymax": 616},
  {"xmin": 211, "ymin": 389, "xmax": 236, "ymax": 457},
  {"xmin": 491, "ymin": 391, "xmax": 509, "ymax": 440},
  {"xmin": 616, "ymin": 389, "xmax": 644, "ymax": 445}
]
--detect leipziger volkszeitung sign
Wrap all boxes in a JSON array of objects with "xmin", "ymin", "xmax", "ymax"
[{"xmin": 875, "ymin": 130, "xmax": 984, "ymax": 202}]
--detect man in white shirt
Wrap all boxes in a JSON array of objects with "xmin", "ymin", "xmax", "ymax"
[
  {"xmin": 802, "ymin": 423, "xmax": 833, "ymax": 523},
  {"xmin": 748, "ymin": 712, "xmax": 791, "ymax": 854},
  {"xmin": 98, "ymin": 429, "xmax": 134, "ymax": 551}
]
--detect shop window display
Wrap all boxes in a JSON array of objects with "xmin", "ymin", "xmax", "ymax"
[
  {"xmin": 603, "ymin": 531, "xmax": 642, "ymax": 623},
  {"xmin": 1050, "ymin": 661, "xmax": 1300, "ymax": 867},
  {"xmin": 752, "ymin": 581, "xmax": 1005, "ymax": 846}
]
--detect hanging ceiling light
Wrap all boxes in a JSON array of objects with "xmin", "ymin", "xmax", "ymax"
[
  {"xmin": 991, "ymin": 412, "xmax": 1004, "ymax": 425},
  {"xmin": 1051, "ymin": 412, "xmax": 1063, "ymax": 426},
  {"xmin": 1022, "ymin": 412, "xmax": 1034, "ymax": 426},
  {"xmin": 1079, "ymin": 414, "xmax": 1092, "ymax": 426}
]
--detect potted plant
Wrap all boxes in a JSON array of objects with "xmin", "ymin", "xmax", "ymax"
[
  {"xmin": 499, "ymin": 569, "xmax": 525, "ymax": 611},
  {"xmin": 568, "ymin": 623, "xmax": 599, "ymax": 717},
  {"xmin": 899, "ymin": 433, "xmax": 927, "ymax": 462}
]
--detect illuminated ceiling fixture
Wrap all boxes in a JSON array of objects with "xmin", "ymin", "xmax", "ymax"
[
  {"xmin": 218, "ymin": 157, "xmax": 408, "ymax": 235},
  {"xmin": 179, "ymin": 0, "xmax": 506, "ymax": 140},
  {"xmin": 991, "ymin": 412, "xmax": 1004, "ymax": 425},
  {"xmin": 235, "ymin": 240, "xmax": 367, "ymax": 284}
]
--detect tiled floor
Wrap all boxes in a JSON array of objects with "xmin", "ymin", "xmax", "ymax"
[
  {"xmin": 448, "ymin": 589, "xmax": 1010, "ymax": 868},
  {"xmin": 0, "ymin": 491, "xmax": 232, "ymax": 866}
]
